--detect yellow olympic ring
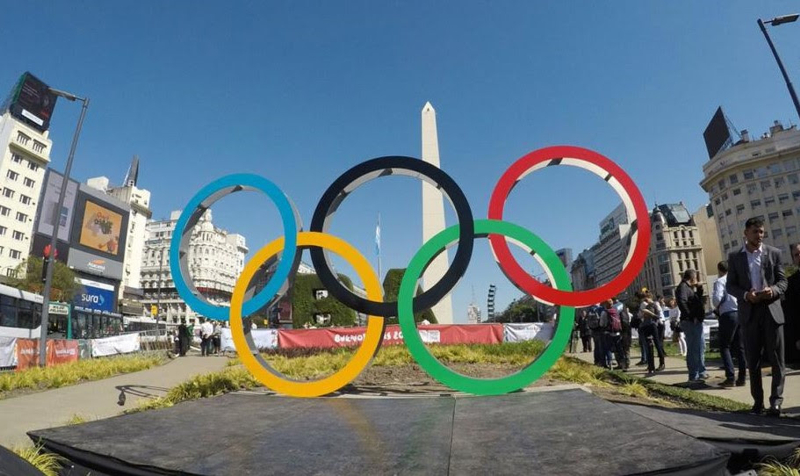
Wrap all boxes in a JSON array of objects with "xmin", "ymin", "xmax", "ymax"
[{"xmin": 230, "ymin": 231, "xmax": 384, "ymax": 398}]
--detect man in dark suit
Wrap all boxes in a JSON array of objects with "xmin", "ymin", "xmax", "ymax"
[{"xmin": 726, "ymin": 217, "xmax": 788, "ymax": 416}]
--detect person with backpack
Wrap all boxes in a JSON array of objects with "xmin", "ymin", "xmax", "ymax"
[
  {"xmin": 601, "ymin": 299, "xmax": 623, "ymax": 370},
  {"xmin": 587, "ymin": 306, "xmax": 603, "ymax": 366},
  {"xmin": 577, "ymin": 310, "xmax": 592, "ymax": 353}
]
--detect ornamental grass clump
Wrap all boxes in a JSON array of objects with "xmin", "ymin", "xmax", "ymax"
[
  {"xmin": 0, "ymin": 352, "xmax": 166, "ymax": 398},
  {"xmin": 12, "ymin": 444, "xmax": 64, "ymax": 476}
]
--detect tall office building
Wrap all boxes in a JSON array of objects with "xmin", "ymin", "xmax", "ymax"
[
  {"xmin": 420, "ymin": 102, "xmax": 453, "ymax": 324},
  {"xmin": 0, "ymin": 74, "xmax": 55, "ymax": 279},
  {"xmin": 700, "ymin": 121, "xmax": 800, "ymax": 263}
]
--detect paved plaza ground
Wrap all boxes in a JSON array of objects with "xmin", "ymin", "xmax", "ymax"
[{"xmin": 0, "ymin": 355, "xmax": 229, "ymax": 448}]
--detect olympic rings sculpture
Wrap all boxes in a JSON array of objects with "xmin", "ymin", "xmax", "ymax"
[{"xmin": 169, "ymin": 145, "xmax": 649, "ymax": 397}]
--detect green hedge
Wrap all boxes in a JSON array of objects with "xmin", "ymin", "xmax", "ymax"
[
  {"xmin": 291, "ymin": 273, "xmax": 357, "ymax": 328},
  {"xmin": 382, "ymin": 268, "xmax": 437, "ymax": 323}
]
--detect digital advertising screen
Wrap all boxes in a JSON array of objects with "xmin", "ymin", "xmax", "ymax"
[{"xmin": 78, "ymin": 200, "xmax": 124, "ymax": 257}]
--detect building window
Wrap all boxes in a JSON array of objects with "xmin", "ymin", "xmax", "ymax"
[
  {"xmin": 783, "ymin": 209, "xmax": 794, "ymax": 218},
  {"xmin": 11, "ymin": 154, "xmax": 23, "ymax": 164},
  {"xmin": 788, "ymin": 226, "xmax": 797, "ymax": 237},
  {"xmin": 747, "ymin": 183, "xmax": 758, "ymax": 195},
  {"xmin": 6, "ymin": 171, "xmax": 18, "ymax": 181},
  {"xmin": 19, "ymin": 195, "xmax": 31, "ymax": 205},
  {"xmin": 15, "ymin": 132, "xmax": 30, "ymax": 146},
  {"xmin": 725, "ymin": 209, "xmax": 732, "ymax": 216},
  {"xmin": 785, "ymin": 159, "xmax": 798, "ymax": 171},
  {"xmin": 23, "ymin": 178, "xmax": 35, "ymax": 188},
  {"xmin": 769, "ymin": 163, "xmax": 783, "ymax": 175},
  {"xmin": 721, "ymin": 192, "xmax": 729, "ymax": 201},
  {"xmin": 718, "ymin": 179, "xmax": 725, "ymax": 189},
  {"xmin": 731, "ymin": 239, "xmax": 739, "ymax": 247},
  {"xmin": 26, "ymin": 162, "xmax": 39, "ymax": 172},
  {"xmin": 769, "ymin": 212, "xmax": 780, "ymax": 221},
  {"xmin": 12, "ymin": 231, "xmax": 23, "ymax": 241},
  {"xmin": 779, "ymin": 193, "xmax": 790, "ymax": 204},
  {"xmin": 765, "ymin": 196, "xmax": 776, "ymax": 206},
  {"xmin": 733, "ymin": 188, "xmax": 741, "ymax": 196},
  {"xmin": 2, "ymin": 189, "xmax": 14, "ymax": 199},
  {"xmin": 775, "ymin": 177, "xmax": 785, "ymax": 188},
  {"xmin": 714, "ymin": 198, "xmax": 721, "ymax": 206},
  {"xmin": 656, "ymin": 232, "xmax": 663, "ymax": 241},
  {"xmin": 0, "ymin": 226, "xmax": 7, "ymax": 236},
  {"xmin": 736, "ymin": 204, "xmax": 745, "ymax": 215},
  {"xmin": 743, "ymin": 169, "xmax": 755, "ymax": 180},
  {"xmin": 0, "ymin": 207, "xmax": 10, "ymax": 218},
  {"xmin": 729, "ymin": 173, "xmax": 739, "ymax": 184},
  {"xmin": 761, "ymin": 180, "xmax": 771, "ymax": 191},
  {"xmin": 773, "ymin": 229, "xmax": 784, "ymax": 238},
  {"xmin": 32, "ymin": 141, "xmax": 45, "ymax": 154},
  {"xmin": 15, "ymin": 212, "xmax": 27, "ymax": 223},
  {"xmin": 9, "ymin": 249, "xmax": 21, "ymax": 260},
  {"xmin": 757, "ymin": 166, "xmax": 768, "ymax": 178},
  {"xmin": 751, "ymin": 199, "xmax": 761, "ymax": 208}
]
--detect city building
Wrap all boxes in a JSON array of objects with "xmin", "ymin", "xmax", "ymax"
[
  {"xmin": 86, "ymin": 156, "xmax": 152, "ymax": 314},
  {"xmin": 593, "ymin": 203, "xmax": 631, "ymax": 288},
  {"xmin": 627, "ymin": 203, "xmax": 709, "ymax": 300},
  {"xmin": 467, "ymin": 302, "xmax": 481, "ymax": 324},
  {"xmin": 700, "ymin": 121, "xmax": 800, "ymax": 264},
  {"xmin": 140, "ymin": 209, "xmax": 247, "ymax": 323},
  {"xmin": 569, "ymin": 247, "xmax": 596, "ymax": 292},
  {"xmin": 0, "ymin": 78, "xmax": 54, "ymax": 279},
  {"xmin": 421, "ymin": 102, "xmax": 453, "ymax": 324},
  {"xmin": 556, "ymin": 248, "xmax": 573, "ymax": 274}
]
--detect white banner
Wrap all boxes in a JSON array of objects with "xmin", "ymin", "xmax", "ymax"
[
  {"xmin": 220, "ymin": 328, "xmax": 278, "ymax": 351},
  {"xmin": 503, "ymin": 323, "xmax": 554, "ymax": 343},
  {"xmin": 91, "ymin": 333, "xmax": 141, "ymax": 357},
  {"xmin": 0, "ymin": 336, "xmax": 17, "ymax": 367}
]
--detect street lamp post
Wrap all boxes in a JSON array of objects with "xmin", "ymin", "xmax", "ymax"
[
  {"xmin": 758, "ymin": 14, "xmax": 800, "ymax": 120},
  {"xmin": 37, "ymin": 89, "xmax": 89, "ymax": 367}
]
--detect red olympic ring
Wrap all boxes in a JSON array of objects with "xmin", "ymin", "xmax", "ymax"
[{"xmin": 487, "ymin": 145, "xmax": 650, "ymax": 307}]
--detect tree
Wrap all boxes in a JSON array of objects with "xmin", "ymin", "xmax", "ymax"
[
  {"xmin": 8, "ymin": 257, "xmax": 80, "ymax": 302},
  {"xmin": 382, "ymin": 268, "xmax": 437, "ymax": 323},
  {"xmin": 291, "ymin": 273, "xmax": 357, "ymax": 328},
  {"xmin": 498, "ymin": 295, "xmax": 540, "ymax": 323}
]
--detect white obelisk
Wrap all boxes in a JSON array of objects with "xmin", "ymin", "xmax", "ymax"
[{"xmin": 421, "ymin": 102, "xmax": 453, "ymax": 324}]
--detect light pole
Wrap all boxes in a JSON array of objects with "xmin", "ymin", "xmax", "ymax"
[
  {"xmin": 37, "ymin": 89, "xmax": 89, "ymax": 367},
  {"xmin": 758, "ymin": 14, "xmax": 800, "ymax": 120}
]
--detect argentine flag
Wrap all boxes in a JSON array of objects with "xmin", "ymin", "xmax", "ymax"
[{"xmin": 375, "ymin": 216, "xmax": 381, "ymax": 256}]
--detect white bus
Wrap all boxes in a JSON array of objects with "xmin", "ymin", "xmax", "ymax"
[{"xmin": 0, "ymin": 283, "xmax": 43, "ymax": 339}]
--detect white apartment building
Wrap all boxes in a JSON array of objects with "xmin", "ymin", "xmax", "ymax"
[
  {"xmin": 140, "ymin": 209, "xmax": 247, "ymax": 323},
  {"xmin": 593, "ymin": 203, "xmax": 631, "ymax": 287},
  {"xmin": 0, "ymin": 112, "xmax": 49, "ymax": 278},
  {"xmin": 700, "ymin": 121, "xmax": 800, "ymax": 264},
  {"xmin": 627, "ymin": 204, "xmax": 709, "ymax": 299},
  {"xmin": 86, "ymin": 158, "xmax": 152, "ymax": 298}
]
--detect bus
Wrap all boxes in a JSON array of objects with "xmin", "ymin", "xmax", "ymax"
[{"xmin": 0, "ymin": 282, "xmax": 43, "ymax": 339}]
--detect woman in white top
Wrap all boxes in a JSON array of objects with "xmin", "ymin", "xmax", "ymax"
[{"xmin": 668, "ymin": 298, "xmax": 686, "ymax": 356}]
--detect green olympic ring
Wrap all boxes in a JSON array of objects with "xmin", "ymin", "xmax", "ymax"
[{"xmin": 397, "ymin": 219, "xmax": 575, "ymax": 395}]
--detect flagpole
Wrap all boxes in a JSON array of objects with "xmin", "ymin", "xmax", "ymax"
[{"xmin": 377, "ymin": 212, "xmax": 382, "ymax": 281}]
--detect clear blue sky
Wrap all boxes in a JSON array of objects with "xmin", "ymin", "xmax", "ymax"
[{"xmin": 4, "ymin": 1, "xmax": 800, "ymax": 322}]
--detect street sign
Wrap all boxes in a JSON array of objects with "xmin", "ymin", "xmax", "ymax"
[{"xmin": 48, "ymin": 301, "xmax": 70, "ymax": 315}]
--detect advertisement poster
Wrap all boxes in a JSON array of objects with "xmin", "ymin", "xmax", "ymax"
[
  {"xmin": 74, "ymin": 278, "xmax": 116, "ymax": 313},
  {"xmin": 79, "ymin": 201, "xmax": 123, "ymax": 256},
  {"xmin": 37, "ymin": 170, "xmax": 78, "ymax": 242}
]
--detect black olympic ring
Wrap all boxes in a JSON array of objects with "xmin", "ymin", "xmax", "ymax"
[{"xmin": 309, "ymin": 156, "xmax": 475, "ymax": 317}]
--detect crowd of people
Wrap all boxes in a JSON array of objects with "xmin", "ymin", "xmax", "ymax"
[
  {"xmin": 570, "ymin": 217, "xmax": 795, "ymax": 417},
  {"xmin": 172, "ymin": 318, "xmax": 226, "ymax": 357}
]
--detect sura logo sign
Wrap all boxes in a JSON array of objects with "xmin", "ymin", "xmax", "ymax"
[
  {"xmin": 74, "ymin": 278, "xmax": 115, "ymax": 313},
  {"xmin": 80, "ymin": 292, "xmax": 105, "ymax": 306}
]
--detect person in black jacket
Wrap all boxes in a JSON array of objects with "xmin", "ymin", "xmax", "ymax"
[
  {"xmin": 727, "ymin": 217, "xmax": 788, "ymax": 416},
  {"xmin": 676, "ymin": 269, "xmax": 707, "ymax": 383},
  {"xmin": 783, "ymin": 243, "xmax": 800, "ymax": 365}
]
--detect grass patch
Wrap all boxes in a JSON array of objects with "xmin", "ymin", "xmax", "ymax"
[
  {"xmin": 0, "ymin": 352, "xmax": 167, "ymax": 398},
  {"xmin": 662, "ymin": 341, "xmax": 721, "ymax": 362},
  {"xmin": 134, "ymin": 341, "xmax": 749, "ymax": 415},
  {"xmin": 756, "ymin": 448, "xmax": 800, "ymax": 475},
  {"xmin": 12, "ymin": 444, "xmax": 65, "ymax": 476},
  {"xmin": 602, "ymin": 369, "xmax": 750, "ymax": 412},
  {"xmin": 64, "ymin": 414, "xmax": 90, "ymax": 426}
]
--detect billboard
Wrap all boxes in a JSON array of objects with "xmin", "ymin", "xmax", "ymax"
[
  {"xmin": 78, "ymin": 201, "xmax": 124, "ymax": 257},
  {"xmin": 1, "ymin": 72, "xmax": 57, "ymax": 133},
  {"xmin": 69, "ymin": 188, "xmax": 129, "ymax": 263},
  {"xmin": 36, "ymin": 170, "xmax": 78, "ymax": 242},
  {"xmin": 703, "ymin": 107, "xmax": 733, "ymax": 159},
  {"xmin": 73, "ymin": 278, "xmax": 115, "ymax": 313}
]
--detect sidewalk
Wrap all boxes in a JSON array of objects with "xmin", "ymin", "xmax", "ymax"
[
  {"xmin": 571, "ymin": 349, "xmax": 800, "ymax": 415},
  {"xmin": 0, "ymin": 355, "xmax": 229, "ymax": 448}
]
